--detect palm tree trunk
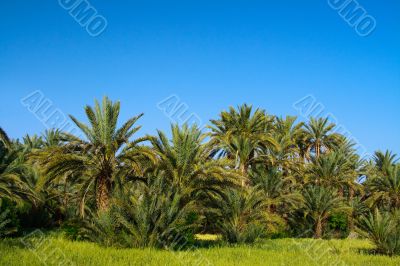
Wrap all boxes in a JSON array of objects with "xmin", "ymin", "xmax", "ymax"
[
  {"xmin": 240, "ymin": 163, "xmax": 248, "ymax": 187},
  {"xmin": 349, "ymin": 187, "xmax": 354, "ymax": 200},
  {"xmin": 96, "ymin": 176, "xmax": 111, "ymax": 212},
  {"xmin": 316, "ymin": 143, "xmax": 320, "ymax": 158},
  {"xmin": 314, "ymin": 218, "xmax": 323, "ymax": 239},
  {"xmin": 338, "ymin": 187, "xmax": 344, "ymax": 198},
  {"xmin": 348, "ymin": 188, "xmax": 355, "ymax": 231},
  {"xmin": 348, "ymin": 216, "xmax": 355, "ymax": 232}
]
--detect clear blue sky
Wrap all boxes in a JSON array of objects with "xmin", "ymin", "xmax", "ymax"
[{"xmin": 0, "ymin": 0, "xmax": 399, "ymax": 155}]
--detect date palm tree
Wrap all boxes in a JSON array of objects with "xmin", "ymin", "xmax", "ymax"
[
  {"xmin": 303, "ymin": 117, "xmax": 341, "ymax": 159},
  {"xmin": 307, "ymin": 151, "xmax": 358, "ymax": 196},
  {"xmin": 208, "ymin": 104, "xmax": 276, "ymax": 185},
  {"xmin": 265, "ymin": 116, "xmax": 304, "ymax": 178},
  {"xmin": 250, "ymin": 167, "xmax": 300, "ymax": 215},
  {"xmin": 150, "ymin": 124, "xmax": 240, "ymax": 198},
  {"xmin": 212, "ymin": 187, "xmax": 269, "ymax": 243},
  {"xmin": 301, "ymin": 185, "xmax": 347, "ymax": 238},
  {"xmin": 0, "ymin": 128, "xmax": 36, "ymax": 203},
  {"xmin": 367, "ymin": 166, "xmax": 400, "ymax": 210},
  {"xmin": 0, "ymin": 128, "xmax": 11, "ymax": 148},
  {"xmin": 373, "ymin": 150, "xmax": 398, "ymax": 176},
  {"xmin": 35, "ymin": 97, "xmax": 155, "ymax": 213}
]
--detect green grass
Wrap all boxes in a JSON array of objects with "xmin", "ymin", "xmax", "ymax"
[{"xmin": 1, "ymin": 234, "xmax": 400, "ymax": 265}]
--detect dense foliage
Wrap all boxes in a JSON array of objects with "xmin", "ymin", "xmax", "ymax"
[{"xmin": 1, "ymin": 97, "xmax": 399, "ymax": 255}]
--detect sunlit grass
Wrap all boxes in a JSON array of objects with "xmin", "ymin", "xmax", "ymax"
[
  {"xmin": 195, "ymin": 234, "xmax": 221, "ymax": 241},
  {"xmin": 1, "ymin": 235, "xmax": 400, "ymax": 265}
]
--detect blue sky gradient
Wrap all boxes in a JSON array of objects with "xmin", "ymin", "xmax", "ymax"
[{"xmin": 1, "ymin": 0, "xmax": 399, "ymax": 155}]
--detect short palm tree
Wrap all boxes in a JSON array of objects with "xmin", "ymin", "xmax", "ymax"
[
  {"xmin": 35, "ymin": 97, "xmax": 155, "ymax": 213},
  {"xmin": 212, "ymin": 188, "xmax": 269, "ymax": 243},
  {"xmin": 357, "ymin": 209, "xmax": 400, "ymax": 256},
  {"xmin": 348, "ymin": 196, "xmax": 369, "ymax": 231},
  {"xmin": 301, "ymin": 185, "xmax": 346, "ymax": 238}
]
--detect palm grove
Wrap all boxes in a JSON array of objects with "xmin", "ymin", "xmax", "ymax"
[{"xmin": 1, "ymin": 97, "xmax": 400, "ymax": 255}]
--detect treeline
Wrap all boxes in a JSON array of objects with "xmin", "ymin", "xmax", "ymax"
[{"xmin": 1, "ymin": 97, "xmax": 399, "ymax": 255}]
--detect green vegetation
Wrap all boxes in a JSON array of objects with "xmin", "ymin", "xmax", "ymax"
[
  {"xmin": 1, "ymin": 235, "xmax": 400, "ymax": 265},
  {"xmin": 1, "ymin": 96, "xmax": 400, "ymax": 264}
]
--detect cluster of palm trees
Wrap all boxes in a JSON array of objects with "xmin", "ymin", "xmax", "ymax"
[{"xmin": 0, "ymin": 97, "xmax": 399, "ymax": 253}]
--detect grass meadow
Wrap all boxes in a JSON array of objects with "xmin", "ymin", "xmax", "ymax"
[{"xmin": 1, "ymin": 235, "xmax": 400, "ymax": 266}]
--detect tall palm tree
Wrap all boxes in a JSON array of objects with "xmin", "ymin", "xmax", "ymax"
[
  {"xmin": 274, "ymin": 116, "xmax": 304, "ymax": 144},
  {"xmin": 250, "ymin": 167, "xmax": 300, "ymax": 215},
  {"xmin": 150, "ymin": 124, "xmax": 240, "ymax": 197},
  {"xmin": 373, "ymin": 150, "xmax": 398, "ymax": 176},
  {"xmin": 208, "ymin": 104, "xmax": 276, "ymax": 185},
  {"xmin": 307, "ymin": 151, "xmax": 358, "ymax": 196},
  {"xmin": 0, "ymin": 128, "xmax": 33, "ymax": 203},
  {"xmin": 0, "ymin": 128, "xmax": 11, "ymax": 150},
  {"xmin": 35, "ymin": 97, "xmax": 155, "ymax": 213},
  {"xmin": 265, "ymin": 117, "xmax": 304, "ymax": 178},
  {"xmin": 303, "ymin": 117, "xmax": 341, "ymax": 159},
  {"xmin": 367, "ymin": 166, "xmax": 400, "ymax": 210}
]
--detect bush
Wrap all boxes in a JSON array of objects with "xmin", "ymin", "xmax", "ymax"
[{"xmin": 328, "ymin": 213, "xmax": 349, "ymax": 238}]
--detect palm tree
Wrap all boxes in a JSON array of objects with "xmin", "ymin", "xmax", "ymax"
[
  {"xmin": 212, "ymin": 188, "xmax": 269, "ymax": 243},
  {"xmin": 307, "ymin": 151, "xmax": 358, "ymax": 196},
  {"xmin": 258, "ymin": 116, "xmax": 306, "ymax": 183},
  {"xmin": 301, "ymin": 185, "xmax": 346, "ymax": 238},
  {"xmin": 348, "ymin": 196, "xmax": 369, "ymax": 231},
  {"xmin": 0, "ymin": 128, "xmax": 33, "ymax": 203},
  {"xmin": 303, "ymin": 117, "xmax": 341, "ymax": 159},
  {"xmin": 367, "ymin": 166, "xmax": 400, "ymax": 210},
  {"xmin": 0, "ymin": 128, "xmax": 11, "ymax": 150},
  {"xmin": 357, "ymin": 209, "xmax": 400, "ymax": 256},
  {"xmin": 373, "ymin": 150, "xmax": 398, "ymax": 176},
  {"xmin": 250, "ymin": 167, "xmax": 300, "ymax": 215},
  {"xmin": 35, "ymin": 97, "xmax": 155, "ymax": 213},
  {"xmin": 150, "ymin": 124, "xmax": 240, "ymax": 198},
  {"xmin": 208, "ymin": 104, "xmax": 276, "ymax": 185}
]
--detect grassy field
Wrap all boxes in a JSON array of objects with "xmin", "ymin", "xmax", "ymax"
[{"xmin": 1, "ymin": 234, "xmax": 399, "ymax": 266}]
